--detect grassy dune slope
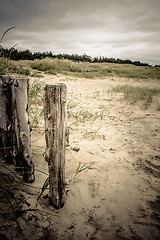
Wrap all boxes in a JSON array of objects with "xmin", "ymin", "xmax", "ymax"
[{"xmin": 1, "ymin": 57, "xmax": 160, "ymax": 80}]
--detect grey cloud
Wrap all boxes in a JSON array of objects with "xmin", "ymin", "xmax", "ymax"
[
  {"xmin": 0, "ymin": 0, "xmax": 159, "ymax": 35},
  {"xmin": 0, "ymin": 0, "xmax": 160, "ymax": 65},
  {"xmin": 0, "ymin": 0, "xmax": 158, "ymax": 31}
]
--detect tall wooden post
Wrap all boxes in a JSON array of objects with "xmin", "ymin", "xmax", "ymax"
[
  {"xmin": 0, "ymin": 76, "xmax": 35, "ymax": 183},
  {"xmin": 0, "ymin": 76, "xmax": 13, "ymax": 162},
  {"xmin": 44, "ymin": 84, "xmax": 67, "ymax": 209},
  {"xmin": 11, "ymin": 78, "xmax": 35, "ymax": 183}
]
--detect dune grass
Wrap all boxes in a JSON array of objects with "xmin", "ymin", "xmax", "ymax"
[
  {"xmin": 73, "ymin": 161, "xmax": 96, "ymax": 180},
  {"xmin": 0, "ymin": 27, "xmax": 30, "ymax": 76},
  {"xmin": 29, "ymin": 79, "xmax": 44, "ymax": 129},
  {"xmin": 29, "ymin": 57, "xmax": 84, "ymax": 75},
  {"xmin": 67, "ymin": 97, "xmax": 106, "ymax": 126},
  {"xmin": 0, "ymin": 59, "xmax": 30, "ymax": 76},
  {"xmin": 1, "ymin": 54, "xmax": 160, "ymax": 80},
  {"xmin": 83, "ymin": 126, "xmax": 102, "ymax": 139},
  {"xmin": 28, "ymin": 57, "xmax": 160, "ymax": 80},
  {"xmin": 112, "ymin": 84, "xmax": 160, "ymax": 107}
]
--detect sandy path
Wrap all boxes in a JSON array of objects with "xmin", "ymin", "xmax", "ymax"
[{"xmin": 0, "ymin": 75, "xmax": 160, "ymax": 240}]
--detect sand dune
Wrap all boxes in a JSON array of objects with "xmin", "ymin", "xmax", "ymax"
[{"xmin": 0, "ymin": 74, "xmax": 160, "ymax": 240}]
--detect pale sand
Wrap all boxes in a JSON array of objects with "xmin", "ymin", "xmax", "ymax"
[{"xmin": 0, "ymin": 74, "xmax": 160, "ymax": 240}]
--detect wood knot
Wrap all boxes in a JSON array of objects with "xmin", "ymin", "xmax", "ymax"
[
  {"xmin": 25, "ymin": 153, "xmax": 30, "ymax": 158},
  {"xmin": 43, "ymin": 149, "xmax": 49, "ymax": 162},
  {"xmin": 2, "ymin": 82, "xmax": 7, "ymax": 90},
  {"xmin": 14, "ymin": 80, "xmax": 19, "ymax": 87},
  {"xmin": 47, "ymin": 114, "xmax": 51, "ymax": 120},
  {"xmin": 22, "ymin": 132, "xmax": 28, "ymax": 141}
]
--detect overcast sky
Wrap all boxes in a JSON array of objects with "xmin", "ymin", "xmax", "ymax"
[{"xmin": 0, "ymin": 0, "xmax": 160, "ymax": 65}]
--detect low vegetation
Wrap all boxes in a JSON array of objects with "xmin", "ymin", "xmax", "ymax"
[
  {"xmin": 68, "ymin": 98, "xmax": 106, "ymax": 123},
  {"xmin": 112, "ymin": 84, "xmax": 160, "ymax": 107},
  {"xmin": 29, "ymin": 79, "xmax": 44, "ymax": 129},
  {"xmin": 27, "ymin": 57, "xmax": 160, "ymax": 80},
  {"xmin": 0, "ymin": 28, "xmax": 30, "ymax": 76},
  {"xmin": 0, "ymin": 58, "xmax": 30, "ymax": 75},
  {"xmin": 1, "ymin": 52, "xmax": 160, "ymax": 80}
]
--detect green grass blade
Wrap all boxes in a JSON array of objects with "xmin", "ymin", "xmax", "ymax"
[
  {"xmin": 0, "ymin": 27, "xmax": 15, "ymax": 45},
  {"xmin": 37, "ymin": 177, "xmax": 49, "ymax": 200}
]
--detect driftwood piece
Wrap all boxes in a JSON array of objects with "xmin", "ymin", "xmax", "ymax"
[
  {"xmin": 0, "ymin": 76, "xmax": 35, "ymax": 182},
  {"xmin": 44, "ymin": 83, "xmax": 67, "ymax": 209}
]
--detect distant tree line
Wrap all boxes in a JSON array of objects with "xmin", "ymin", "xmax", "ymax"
[{"xmin": 0, "ymin": 47, "xmax": 156, "ymax": 67}]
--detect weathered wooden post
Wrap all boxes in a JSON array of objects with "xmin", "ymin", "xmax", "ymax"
[
  {"xmin": 0, "ymin": 76, "xmax": 13, "ymax": 162},
  {"xmin": 44, "ymin": 83, "xmax": 67, "ymax": 209},
  {"xmin": 0, "ymin": 76, "xmax": 35, "ymax": 183},
  {"xmin": 11, "ymin": 78, "xmax": 35, "ymax": 182}
]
